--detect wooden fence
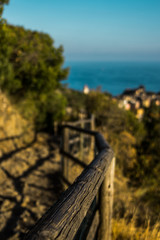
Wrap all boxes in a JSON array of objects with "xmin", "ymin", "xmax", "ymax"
[{"xmin": 24, "ymin": 117, "xmax": 115, "ymax": 240}]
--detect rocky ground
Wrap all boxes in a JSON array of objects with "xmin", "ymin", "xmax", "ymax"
[{"xmin": 0, "ymin": 93, "xmax": 63, "ymax": 240}]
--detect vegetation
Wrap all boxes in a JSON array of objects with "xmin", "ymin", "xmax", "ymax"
[
  {"xmin": 0, "ymin": 0, "xmax": 9, "ymax": 20},
  {"xmin": 112, "ymin": 218, "xmax": 160, "ymax": 240},
  {"xmin": 63, "ymin": 88, "xmax": 160, "ymax": 239},
  {"xmin": 1, "ymin": 1, "xmax": 159, "ymax": 238},
  {"xmin": 0, "ymin": 2, "xmax": 69, "ymax": 130}
]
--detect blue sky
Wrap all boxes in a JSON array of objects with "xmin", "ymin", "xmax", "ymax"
[{"xmin": 3, "ymin": 0, "xmax": 160, "ymax": 62}]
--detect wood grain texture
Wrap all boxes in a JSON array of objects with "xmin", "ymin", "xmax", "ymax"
[
  {"xmin": 24, "ymin": 131, "xmax": 114, "ymax": 240},
  {"xmin": 98, "ymin": 157, "xmax": 115, "ymax": 240}
]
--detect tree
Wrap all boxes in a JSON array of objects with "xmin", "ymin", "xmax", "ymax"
[
  {"xmin": 62, "ymin": 88, "xmax": 87, "ymax": 120},
  {"xmin": 0, "ymin": 1, "xmax": 13, "ymax": 99},
  {"xmin": 0, "ymin": 0, "xmax": 69, "ymax": 130},
  {"xmin": 85, "ymin": 91, "xmax": 111, "ymax": 126},
  {"xmin": 0, "ymin": 23, "xmax": 69, "ymax": 129},
  {"xmin": 0, "ymin": 0, "xmax": 9, "ymax": 21},
  {"xmin": 138, "ymin": 105, "xmax": 160, "ymax": 186}
]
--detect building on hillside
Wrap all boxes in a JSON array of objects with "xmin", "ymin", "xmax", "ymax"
[
  {"xmin": 143, "ymin": 98, "xmax": 151, "ymax": 108},
  {"xmin": 83, "ymin": 85, "xmax": 90, "ymax": 94},
  {"xmin": 116, "ymin": 85, "xmax": 160, "ymax": 119},
  {"xmin": 136, "ymin": 108, "xmax": 144, "ymax": 120},
  {"xmin": 155, "ymin": 98, "xmax": 160, "ymax": 106},
  {"xmin": 135, "ymin": 85, "xmax": 145, "ymax": 97},
  {"xmin": 125, "ymin": 101, "xmax": 131, "ymax": 111},
  {"xmin": 122, "ymin": 85, "xmax": 145, "ymax": 98}
]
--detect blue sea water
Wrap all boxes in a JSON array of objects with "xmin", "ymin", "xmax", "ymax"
[{"xmin": 63, "ymin": 61, "xmax": 160, "ymax": 96}]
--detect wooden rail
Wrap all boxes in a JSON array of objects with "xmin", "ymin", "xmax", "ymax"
[{"xmin": 24, "ymin": 119, "xmax": 115, "ymax": 240}]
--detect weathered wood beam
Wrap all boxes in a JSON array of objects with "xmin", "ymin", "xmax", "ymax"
[
  {"xmin": 98, "ymin": 157, "xmax": 115, "ymax": 240},
  {"xmin": 24, "ymin": 132, "xmax": 114, "ymax": 240}
]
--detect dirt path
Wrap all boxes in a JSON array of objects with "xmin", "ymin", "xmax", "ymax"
[{"xmin": 0, "ymin": 132, "xmax": 62, "ymax": 240}]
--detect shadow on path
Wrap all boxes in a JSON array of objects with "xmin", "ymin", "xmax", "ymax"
[{"xmin": 0, "ymin": 133, "xmax": 63, "ymax": 240}]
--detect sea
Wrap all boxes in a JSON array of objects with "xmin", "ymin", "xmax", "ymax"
[{"xmin": 63, "ymin": 61, "xmax": 160, "ymax": 96}]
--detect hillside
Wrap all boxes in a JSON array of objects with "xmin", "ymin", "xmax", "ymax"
[
  {"xmin": 0, "ymin": 92, "xmax": 62, "ymax": 240},
  {"xmin": 0, "ymin": 90, "xmax": 160, "ymax": 240}
]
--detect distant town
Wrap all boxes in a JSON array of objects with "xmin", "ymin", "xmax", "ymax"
[
  {"xmin": 116, "ymin": 86, "xmax": 160, "ymax": 119},
  {"xmin": 83, "ymin": 85, "xmax": 160, "ymax": 120}
]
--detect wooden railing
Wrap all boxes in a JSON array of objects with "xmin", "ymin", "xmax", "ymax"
[{"xmin": 24, "ymin": 118, "xmax": 115, "ymax": 240}]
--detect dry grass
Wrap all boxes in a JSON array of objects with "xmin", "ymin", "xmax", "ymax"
[
  {"xmin": 112, "ymin": 167, "xmax": 160, "ymax": 240},
  {"xmin": 112, "ymin": 217, "xmax": 160, "ymax": 240}
]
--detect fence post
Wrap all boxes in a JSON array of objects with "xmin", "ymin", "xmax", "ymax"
[
  {"xmin": 91, "ymin": 114, "xmax": 95, "ymax": 131},
  {"xmin": 62, "ymin": 127, "xmax": 69, "ymax": 189},
  {"xmin": 98, "ymin": 157, "xmax": 115, "ymax": 240},
  {"xmin": 80, "ymin": 120, "xmax": 84, "ymax": 161}
]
